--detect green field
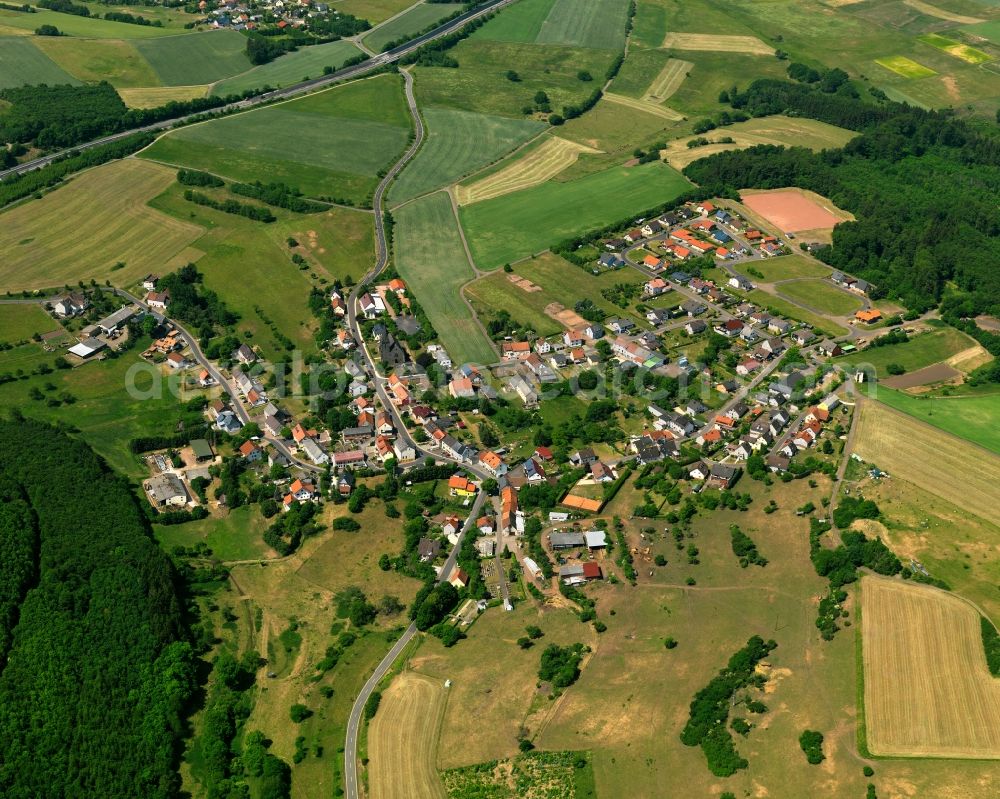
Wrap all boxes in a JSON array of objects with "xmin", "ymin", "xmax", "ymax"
[
  {"xmin": 0, "ymin": 37, "xmax": 79, "ymax": 89},
  {"xmin": 917, "ymin": 32, "xmax": 992, "ymax": 63},
  {"xmin": 963, "ymin": 19, "xmax": 1000, "ymax": 45},
  {"xmin": 142, "ymin": 74, "xmax": 411, "ymax": 203},
  {"xmin": 874, "ymin": 387, "xmax": 1000, "ymax": 455},
  {"xmin": 777, "ymin": 278, "xmax": 864, "ymax": 316},
  {"xmin": 737, "ymin": 255, "xmax": 831, "ymax": 283},
  {"xmin": 389, "ymin": 108, "xmax": 544, "ymax": 205},
  {"xmin": 34, "ymin": 36, "xmax": 160, "ymax": 88},
  {"xmin": 558, "ymin": 96, "xmax": 679, "ymax": 156},
  {"xmin": 0, "ymin": 7, "xmax": 181, "ymax": 37},
  {"xmin": 211, "ymin": 39, "xmax": 363, "ymax": 96},
  {"xmin": 394, "ymin": 191, "xmax": 497, "ymax": 365},
  {"xmin": 136, "ymin": 30, "xmax": 252, "ymax": 86},
  {"xmin": 609, "ymin": 47, "xmax": 675, "ymax": 97},
  {"xmin": 470, "ymin": 0, "xmax": 556, "ymax": 42},
  {"xmin": 362, "ymin": 1, "xmax": 458, "ymax": 51},
  {"xmin": 747, "ymin": 290, "xmax": 848, "ymax": 337},
  {"xmin": 0, "ymin": 304, "xmax": 60, "ymax": 343},
  {"xmin": 334, "ymin": 0, "xmax": 418, "ymax": 24},
  {"xmin": 466, "ymin": 251, "xmax": 646, "ymax": 337},
  {"xmin": 459, "ymin": 160, "xmax": 691, "ymax": 269},
  {"xmin": 837, "ymin": 328, "xmax": 981, "ymax": 378},
  {"xmin": 535, "ymin": 0, "xmax": 631, "ymax": 50},
  {"xmin": 875, "ymin": 55, "xmax": 938, "ymax": 78},
  {"xmin": 155, "ymin": 505, "xmax": 271, "ymax": 561}
]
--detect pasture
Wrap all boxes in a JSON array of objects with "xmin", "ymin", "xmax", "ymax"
[
  {"xmin": 736, "ymin": 254, "xmax": 830, "ymax": 282},
  {"xmin": 118, "ymin": 85, "xmax": 209, "ymax": 108},
  {"xmin": 558, "ymin": 96, "xmax": 680, "ymax": 155},
  {"xmin": 917, "ymin": 32, "xmax": 993, "ymax": 63},
  {"xmin": 0, "ymin": 38, "xmax": 79, "ymax": 89},
  {"xmin": 362, "ymin": 1, "xmax": 458, "ymax": 52},
  {"xmin": 33, "ymin": 37, "xmax": 159, "ymax": 88},
  {"xmin": 860, "ymin": 576, "xmax": 1000, "ymax": 758},
  {"xmin": 0, "ymin": 7, "xmax": 179, "ymax": 37},
  {"xmin": 459, "ymin": 160, "xmax": 691, "ymax": 269},
  {"xmin": 154, "ymin": 506, "xmax": 272, "ymax": 562},
  {"xmin": 333, "ymin": 0, "xmax": 418, "ymax": 25},
  {"xmin": 777, "ymin": 279, "xmax": 863, "ymax": 316},
  {"xmin": 471, "ymin": 0, "xmax": 630, "ymax": 49},
  {"xmin": 747, "ymin": 290, "xmax": 848, "ymax": 336},
  {"xmin": 394, "ymin": 191, "xmax": 497, "ymax": 365},
  {"xmin": 368, "ymin": 672, "xmax": 448, "ymax": 799},
  {"xmin": 0, "ymin": 159, "xmax": 203, "ymax": 293},
  {"xmin": 455, "ymin": 135, "xmax": 599, "ymax": 205},
  {"xmin": 465, "ymin": 252, "xmax": 647, "ymax": 337},
  {"xmin": 141, "ymin": 74, "xmax": 411, "ymax": 203},
  {"xmin": 661, "ymin": 32, "xmax": 774, "ymax": 55},
  {"xmin": 390, "ymin": 108, "xmax": 545, "ymax": 205},
  {"xmin": 136, "ymin": 30, "xmax": 252, "ymax": 86},
  {"xmin": 838, "ymin": 327, "xmax": 985, "ymax": 379},
  {"xmin": 210, "ymin": 39, "xmax": 363, "ymax": 96},
  {"xmin": 0, "ymin": 304, "xmax": 60, "ymax": 343},
  {"xmin": 853, "ymin": 398, "xmax": 1000, "ymax": 521},
  {"xmin": 963, "ymin": 19, "xmax": 1000, "ymax": 45},
  {"xmin": 470, "ymin": 0, "xmax": 556, "ymax": 42}
]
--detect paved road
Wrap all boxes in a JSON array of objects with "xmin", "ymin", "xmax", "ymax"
[
  {"xmin": 0, "ymin": 0, "xmax": 516, "ymax": 183},
  {"xmin": 343, "ymin": 490, "xmax": 486, "ymax": 799}
]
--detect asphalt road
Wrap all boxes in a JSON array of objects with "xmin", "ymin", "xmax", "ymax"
[{"xmin": 0, "ymin": 0, "xmax": 516, "ymax": 183}]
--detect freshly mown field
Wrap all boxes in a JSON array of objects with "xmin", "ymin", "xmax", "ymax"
[
  {"xmin": 643, "ymin": 57, "xmax": 693, "ymax": 102},
  {"xmin": 661, "ymin": 32, "xmax": 774, "ymax": 54},
  {"xmin": 459, "ymin": 160, "xmax": 691, "ymax": 269},
  {"xmin": 601, "ymin": 91, "xmax": 683, "ymax": 120},
  {"xmin": 0, "ymin": 38, "xmax": 79, "ymax": 89},
  {"xmin": 776, "ymin": 278, "xmax": 863, "ymax": 316},
  {"xmin": 393, "ymin": 191, "xmax": 497, "ymax": 365},
  {"xmin": 861, "ymin": 576, "xmax": 1000, "ymax": 758},
  {"xmin": 0, "ymin": 7, "xmax": 181, "ymax": 37},
  {"xmin": 33, "ymin": 37, "xmax": 160, "ymax": 88},
  {"xmin": 903, "ymin": 0, "xmax": 984, "ymax": 25},
  {"xmin": 141, "ymin": 74, "xmax": 411, "ymax": 203},
  {"xmin": 118, "ymin": 85, "xmax": 209, "ymax": 108},
  {"xmin": 368, "ymin": 672, "xmax": 448, "ymax": 799},
  {"xmin": 135, "ymin": 30, "xmax": 252, "ymax": 86},
  {"xmin": 455, "ymin": 135, "xmax": 598, "ymax": 205},
  {"xmin": 466, "ymin": 251, "xmax": 647, "ymax": 337},
  {"xmin": 558, "ymin": 96, "xmax": 680, "ymax": 155},
  {"xmin": 853, "ymin": 398, "xmax": 1000, "ymax": 520},
  {"xmin": 837, "ymin": 327, "xmax": 984, "ymax": 378},
  {"xmin": 471, "ymin": 0, "xmax": 630, "ymax": 49},
  {"xmin": 362, "ymin": 1, "xmax": 457, "ymax": 52},
  {"xmin": 210, "ymin": 39, "xmax": 363, "ymax": 96},
  {"xmin": 390, "ymin": 108, "xmax": 545, "ymax": 205},
  {"xmin": 0, "ymin": 159, "xmax": 203, "ymax": 293}
]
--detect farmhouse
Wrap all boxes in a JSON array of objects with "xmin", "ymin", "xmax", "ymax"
[
  {"xmin": 53, "ymin": 292, "xmax": 89, "ymax": 318},
  {"xmin": 145, "ymin": 473, "xmax": 187, "ymax": 508},
  {"xmin": 146, "ymin": 291, "xmax": 170, "ymax": 310}
]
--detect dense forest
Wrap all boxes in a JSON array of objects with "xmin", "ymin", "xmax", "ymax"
[
  {"xmin": 684, "ymin": 79, "xmax": 1000, "ymax": 316},
  {"xmin": 0, "ymin": 416, "xmax": 195, "ymax": 797}
]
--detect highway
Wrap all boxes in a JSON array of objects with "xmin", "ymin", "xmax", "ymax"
[{"xmin": 0, "ymin": 0, "xmax": 517, "ymax": 183}]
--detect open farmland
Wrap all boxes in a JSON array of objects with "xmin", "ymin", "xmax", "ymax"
[
  {"xmin": 558, "ymin": 95, "xmax": 681, "ymax": 155},
  {"xmin": 917, "ymin": 32, "xmax": 992, "ymax": 63},
  {"xmin": 367, "ymin": 672, "xmax": 448, "ymax": 799},
  {"xmin": 0, "ymin": 6, "xmax": 180, "ymax": 37},
  {"xmin": 963, "ymin": 19, "xmax": 1000, "ymax": 46},
  {"xmin": 853, "ymin": 399, "xmax": 1000, "ymax": 521},
  {"xmin": 0, "ymin": 159, "xmax": 202, "ymax": 293},
  {"xmin": 875, "ymin": 54, "xmax": 938, "ymax": 77},
  {"xmin": 210, "ymin": 39, "xmax": 363, "ymax": 96},
  {"xmin": 741, "ymin": 188, "xmax": 853, "ymax": 233},
  {"xmin": 394, "ymin": 191, "xmax": 497, "ymax": 365},
  {"xmin": 362, "ymin": 1, "xmax": 458, "ymax": 52},
  {"xmin": 534, "ymin": 0, "xmax": 631, "ymax": 50},
  {"xmin": 459, "ymin": 160, "xmax": 691, "ymax": 269},
  {"xmin": 0, "ymin": 38, "xmax": 79, "ymax": 88},
  {"xmin": 643, "ymin": 57, "xmax": 692, "ymax": 102},
  {"xmin": 0, "ymin": 304, "xmax": 61, "ymax": 343},
  {"xmin": 601, "ymin": 91, "xmax": 683, "ymax": 121},
  {"xmin": 861, "ymin": 576, "xmax": 1000, "ymax": 758},
  {"xmin": 135, "ymin": 30, "xmax": 252, "ymax": 85},
  {"xmin": 469, "ymin": 0, "xmax": 556, "ymax": 42},
  {"xmin": 661, "ymin": 32, "xmax": 774, "ymax": 54},
  {"xmin": 118, "ymin": 85, "xmax": 209, "ymax": 108},
  {"xmin": 838, "ymin": 327, "xmax": 986, "ymax": 379},
  {"xmin": 455, "ymin": 135, "xmax": 599, "ymax": 205},
  {"xmin": 32, "ymin": 37, "xmax": 160, "ymax": 89},
  {"xmin": 776, "ymin": 279, "xmax": 863, "ymax": 316},
  {"xmin": 747, "ymin": 290, "xmax": 848, "ymax": 336},
  {"xmin": 390, "ymin": 108, "xmax": 545, "ymax": 205},
  {"xmin": 141, "ymin": 74, "xmax": 411, "ymax": 203},
  {"xmin": 903, "ymin": 0, "xmax": 984, "ymax": 24},
  {"xmin": 333, "ymin": 0, "xmax": 417, "ymax": 25}
]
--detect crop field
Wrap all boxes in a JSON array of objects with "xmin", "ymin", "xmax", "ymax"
[
  {"xmin": 0, "ymin": 37, "xmax": 78, "ymax": 88},
  {"xmin": 874, "ymin": 53, "xmax": 939, "ymax": 77},
  {"xmin": 642, "ymin": 57, "xmax": 693, "ymax": 102},
  {"xmin": 455, "ymin": 136, "xmax": 599, "ymax": 205},
  {"xmin": 903, "ymin": 0, "xmax": 985, "ymax": 24},
  {"xmin": 460, "ymin": 160, "xmax": 691, "ymax": 269},
  {"xmin": 860, "ymin": 576, "xmax": 1000, "ymax": 758},
  {"xmin": 33, "ymin": 37, "xmax": 159, "ymax": 88},
  {"xmin": 837, "ymin": 327, "xmax": 984, "ymax": 379},
  {"xmin": 661, "ymin": 32, "xmax": 775, "ymax": 54},
  {"xmin": 210, "ymin": 39, "xmax": 363, "ymax": 96},
  {"xmin": 0, "ymin": 7, "xmax": 180, "ymax": 37},
  {"xmin": 141, "ymin": 74, "xmax": 411, "ymax": 202},
  {"xmin": 390, "ymin": 108, "xmax": 545, "ymax": 206},
  {"xmin": 747, "ymin": 289, "xmax": 848, "ymax": 336},
  {"xmin": 601, "ymin": 91, "xmax": 683, "ymax": 120},
  {"xmin": 394, "ymin": 191, "xmax": 497, "ymax": 365},
  {"xmin": 0, "ymin": 159, "xmax": 203, "ymax": 293},
  {"xmin": 917, "ymin": 31, "xmax": 993, "ymax": 62},
  {"xmin": 334, "ymin": 0, "xmax": 418, "ymax": 25},
  {"xmin": 368, "ymin": 672, "xmax": 448, "ymax": 799},
  {"xmin": 853, "ymin": 398, "xmax": 1000, "ymax": 521},
  {"xmin": 136, "ymin": 30, "xmax": 252, "ymax": 85},
  {"xmin": 534, "ymin": 0, "xmax": 631, "ymax": 50},
  {"xmin": 466, "ymin": 251, "xmax": 647, "ymax": 337},
  {"xmin": 777, "ymin": 279, "xmax": 863, "ymax": 316},
  {"xmin": 470, "ymin": 0, "xmax": 556, "ymax": 42},
  {"xmin": 362, "ymin": 1, "xmax": 458, "ymax": 52},
  {"xmin": 118, "ymin": 85, "xmax": 209, "ymax": 108}
]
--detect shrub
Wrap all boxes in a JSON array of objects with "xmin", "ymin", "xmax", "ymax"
[
  {"xmin": 289, "ymin": 704, "xmax": 313, "ymax": 723},
  {"xmin": 799, "ymin": 729, "xmax": 825, "ymax": 764}
]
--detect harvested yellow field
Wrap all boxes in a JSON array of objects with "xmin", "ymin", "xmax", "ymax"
[
  {"xmin": 368, "ymin": 671, "xmax": 448, "ymax": 799},
  {"xmin": 903, "ymin": 0, "xmax": 983, "ymax": 24},
  {"xmin": 643, "ymin": 58, "xmax": 692, "ymax": 103},
  {"xmin": 455, "ymin": 136, "xmax": 600, "ymax": 205},
  {"xmin": 119, "ymin": 85, "xmax": 209, "ymax": 109},
  {"xmin": 0, "ymin": 159, "xmax": 203, "ymax": 292},
  {"xmin": 661, "ymin": 32, "xmax": 774, "ymax": 55},
  {"xmin": 603, "ymin": 91, "xmax": 684, "ymax": 121},
  {"xmin": 861, "ymin": 576, "xmax": 1000, "ymax": 758},
  {"xmin": 853, "ymin": 400, "xmax": 1000, "ymax": 527}
]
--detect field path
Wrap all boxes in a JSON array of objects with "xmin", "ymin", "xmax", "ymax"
[{"xmin": 603, "ymin": 91, "xmax": 684, "ymax": 121}]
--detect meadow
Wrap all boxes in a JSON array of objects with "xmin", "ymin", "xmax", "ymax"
[
  {"xmin": 0, "ymin": 159, "xmax": 203, "ymax": 293},
  {"xmin": 875, "ymin": 54, "xmax": 938, "ymax": 78},
  {"xmin": 0, "ymin": 304, "xmax": 57, "ymax": 343},
  {"xmin": 362, "ymin": 1, "xmax": 457, "ymax": 52},
  {"xmin": 0, "ymin": 6, "xmax": 180, "ymax": 37},
  {"xmin": 135, "ymin": 30, "xmax": 252, "ymax": 86},
  {"xmin": 33, "ymin": 37, "xmax": 160, "ymax": 88},
  {"xmin": 154, "ymin": 505, "xmax": 272, "ymax": 562},
  {"xmin": 860, "ymin": 576, "xmax": 1000, "ymax": 758},
  {"xmin": 558, "ymin": 97, "xmax": 680, "ymax": 156},
  {"xmin": 837, "ymin": 327, "xmax": 982, "ymax": 378},
  {"xmin": 0, "ymin": 38, "xmax": 79, "ymax": 89},
  {"xmin": 118, "ymin": 85, "xmax": 210, "ymax": 109},
  {"xmin": 735, "ymin": 254, "xmax": 830, "ymax": 282},
  {"xmin": 210, "ymin": 39, "xmax": 363, "ymax": 96},
  {"xmin": 141, "ymin": 74, "xmax": 412, "ymax": 203},
  {"xmin": 389, "ymin": 108, "xmax": 545, "ymax": 205},
  {"xmin": 459, "ymin": 160, "xmax": 692, "ymax": 269},
  {"xmin": 393, "ymin": 191, "xmax": 498, "ymax": 365},
  {"xmin": 746, "ymin": 289, "xmax": 848, "ymax": 336},
  {"xmin": 776, "ymin": 278, "xmax": 863, "ymax": 316},
  {"xmin": 334, "ymin": 0, "xmax": 418, "ymax": 25},
  {"xmin": 471, "ymin": 0, "xmax": 630, "ymax": 50}
]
